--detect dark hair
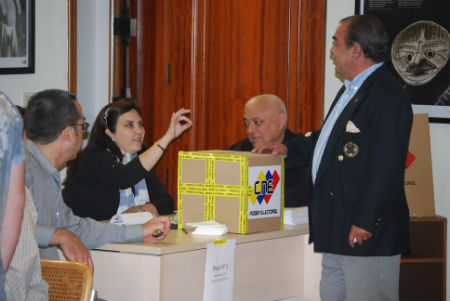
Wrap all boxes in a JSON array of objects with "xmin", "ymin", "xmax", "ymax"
[
  {"xmin": 341, "ymin": 15, "xmax": 389, "ymax": 62},
  {"xmin": 15, "ymin": 105, "xmax": 25, "ymax": 118},
  {"xmin": 65, "ymin": 98, "xmax": 142, "ymax": 181},
  {"xmin": 25, "ymin": 89, "xmax": 79, "ymax": 144}
]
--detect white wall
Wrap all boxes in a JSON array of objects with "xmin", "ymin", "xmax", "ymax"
[
  {"xmin": 325, "ymin": 1, "xmax": 450, "ymax": 299},
  {"xmin": 431, "ymin": 123, "xmax": 450, "ymax": 301},
  {"xmin": 76, "ymin": 0, "xmax": 110, "ymax": 127},
  {"xmin": 0, "ymin": 0, "xmax": 110, "ymax": 126},
  {"xmin": 0, "ymin": 0, "xmax": 68, "ymax": 105}
]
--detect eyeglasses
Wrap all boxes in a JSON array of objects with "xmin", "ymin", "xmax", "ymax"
[{"xmin": 72, "ymin": 121, "xmax": 90, "ymax": 131}]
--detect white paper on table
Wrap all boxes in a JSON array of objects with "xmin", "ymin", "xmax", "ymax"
[
  {"xmin": 187, "ymin": 221, "xmax": 228, "ymax": 235},
  {"xmin": 203, "ymin": 239, "xmax": 236, "ymax": 301},
  {"xmin": 284, "ymin": 206, "xmax": 309, "ymax": 225},
  {"xmin": 110, "ymin": 212, "xmax": 153, "ymax": 225}
]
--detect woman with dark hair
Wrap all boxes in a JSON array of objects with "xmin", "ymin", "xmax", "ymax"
[{"xmin": 63, "ymin": 99, "xmax": 192, "ymax": 221}]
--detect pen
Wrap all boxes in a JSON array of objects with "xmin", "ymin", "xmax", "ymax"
[{"xmin": 152, "ymin": 229, "xmax": 163, "ymax": 238}]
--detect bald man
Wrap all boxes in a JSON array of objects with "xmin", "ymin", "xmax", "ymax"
[{"xmin": 229, "ymin": 94, "xmax": 310, "ymax": 207}]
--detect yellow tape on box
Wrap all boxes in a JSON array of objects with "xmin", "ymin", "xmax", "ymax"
[{"xmin": 178, "ymin": 150, "xmax": 284, "ymax": 234}]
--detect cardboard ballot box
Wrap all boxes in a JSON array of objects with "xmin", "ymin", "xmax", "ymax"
[{"xmin": 177, "ymin": 150, "xmax": 284, "ymax": 234}]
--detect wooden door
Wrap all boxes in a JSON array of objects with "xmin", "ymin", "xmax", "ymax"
[
  {"xmin": 126, "ymin": 0, "xmax": 326, "ymax": 202},
  {"xmin": 198, "ymin": 0, "xmax": 295, "ymax": 149}
]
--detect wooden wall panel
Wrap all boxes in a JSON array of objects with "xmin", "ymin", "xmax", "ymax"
[
  {"xmin": 133, "ymin": 0, "xmax": 195, "ymax": 196},
  {"xmin": 296, "ymin": 0, "xmax": 326, "ymax": 131},
  {"xmin": 197, "ymin": 0, "xmax": 292, "ymax": 150},
  {"xmin": 158, "ymin": 0, "xmax": 194, "ymax": 190},
  {"xmin": 111, "ymin": 0, "xmax": 125, "ymax": 99},
  {"xmin": 127, "ymin": 0, "xmax": 326, "ymax": 204},
  {"xmin": 68, "ymin": 0, "xmax": 77, "ymax": 94}
]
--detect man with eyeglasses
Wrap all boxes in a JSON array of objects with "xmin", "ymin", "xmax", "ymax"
[
  {"xmin": 24, "ymin": 89, "xmax": 171, "ymax": 271},
  {"xmin": 73, "ymin": 120, "xmax": 90, "ymax": 131}
]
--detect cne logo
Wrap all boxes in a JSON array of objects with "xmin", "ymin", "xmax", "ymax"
[{"xmin": 249, "ymin": 170, "xmax": 280, "ymax": 205}]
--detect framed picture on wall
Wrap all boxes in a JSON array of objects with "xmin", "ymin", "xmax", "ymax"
[
  {"xmin": 356, "ymin": 0, "xmax": 450, "ymax": 123},
  {"xmin": 0, "ymin": 0, "xmax": 34, "ymax": 74}
]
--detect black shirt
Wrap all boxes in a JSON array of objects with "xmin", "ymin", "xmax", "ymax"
[
  {"xmin": 229, "ymin": 129, "xmax": 310, "ymax": 207},
  {"xmin": 63, "ymin": 147, "xmax": 174, "ymax": 220}
]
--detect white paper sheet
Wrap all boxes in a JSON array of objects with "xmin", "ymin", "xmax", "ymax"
[
  {"xmin": 284, "ymin": 206, "xmax": 309, "ymax": 225},
  {"xmin": 203, "ymin": 239, "xmax": 236, "ymax": 301},
  {"xmin": 110, "ymin": 212, "xmax": 153, "ymax": 225},
  {"xmin": 187, "ymin": 220, "xmax": 228, "ymax": 235}
]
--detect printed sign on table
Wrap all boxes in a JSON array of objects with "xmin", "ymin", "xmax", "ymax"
[{"xmin": 203, "ymin": 239, "xmax": 236, "ymax": 301}]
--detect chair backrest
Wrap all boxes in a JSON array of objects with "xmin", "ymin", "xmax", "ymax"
[{"xmin": 40, "ymin": 259, "xmax": 93, "ymax": 301}]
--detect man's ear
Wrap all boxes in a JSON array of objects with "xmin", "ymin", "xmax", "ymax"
[
  {"xmin": 59, "ymin": 126, "xmax": 76, "ymax": 146},
  {"xmin": 60, "ymin": 126, "xmax": 72, "ymax": 140},
  {"xmin": 279, "ymin": 112, "xmax": 287, "ymax": 130},
  {"xmin": 352, "ymin": 42, "xmax": 363, "ymax": 58}
]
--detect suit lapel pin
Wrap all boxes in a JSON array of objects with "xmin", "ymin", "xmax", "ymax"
[{"xmin": 343, "ymin": 141, "xmax": 359, "ymax": 158}]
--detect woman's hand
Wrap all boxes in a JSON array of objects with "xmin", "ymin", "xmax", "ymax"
[
  {"xmin": 122, "ymin": 203, "xmax": 159, "ymax": 216},
  {"xmin": 141, "ymin": 203, "xmax": 159, "ymax": 216},
  {"xmin": 164, "ymin": 108, "xmax": 193, "ymax": 143},
  {"xmin": 139, "ymin": 108, "xmax": 192, "ymax": 171}
]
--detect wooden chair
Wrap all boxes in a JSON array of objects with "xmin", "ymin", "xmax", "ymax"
[{"xmin": 40, "ymin": 259, "xmax": 95, "ymax": 301}]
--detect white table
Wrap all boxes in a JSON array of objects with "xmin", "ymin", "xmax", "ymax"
[{"xmin": 91, "ymin": 224, "xmax": 321, "ymax": 301}]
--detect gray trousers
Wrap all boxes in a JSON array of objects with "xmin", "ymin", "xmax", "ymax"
[{"xmin": 320, "ymin": 253, "xmax": 401, "ymax": 301}]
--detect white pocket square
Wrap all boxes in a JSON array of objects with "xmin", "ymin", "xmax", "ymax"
[{"xmin": 346, "ymin": 120, "xmax": 360, "ymax": 133}]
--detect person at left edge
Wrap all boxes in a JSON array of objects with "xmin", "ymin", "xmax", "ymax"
[
  {"xmin": 0, "ymin": 91, "xmax": 26, "ymax": 300},
  {"xmin": 63, "ymin": 98, "xmax": 191, "ymax": 221},
  {"xmin": 5, "ymin": 105, "xmax": 49, "ymax": 301}
]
